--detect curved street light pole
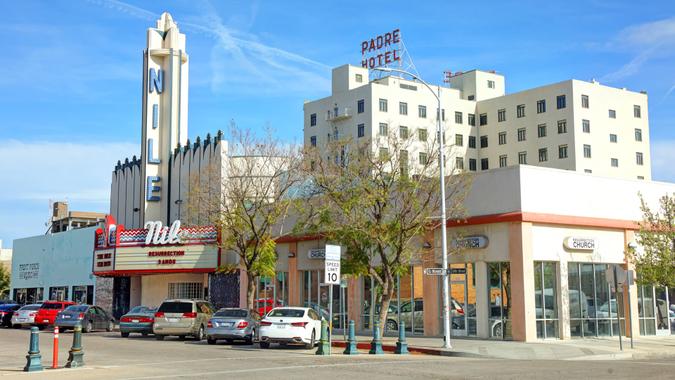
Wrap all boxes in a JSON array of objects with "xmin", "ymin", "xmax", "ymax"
[{"xmin": 372, "ymin": 67, "xmax": 452, "ymax": 349}]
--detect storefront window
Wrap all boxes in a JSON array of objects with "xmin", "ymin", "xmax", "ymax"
[
  {"xmin": 534, "ymin": 261, "xmax": 558, "ymax": 339},
  {"xmin": 13, "ymin": 288, "xmax": 44, "ymax": 304},
  {"xmin": 167, "ymin": 282, "xmax": 203, "ymax": 299},
  {"xmin": 488, "ymin": 262, "xmax": 511, "ymax": 339},
  {"xmin": 568, "ymin": 263, "xmax": 623, "ymax": 337},
  {"xmin": 638, "ymin": 285, "xmax": 656, "ymax": 335},
  {"xmin": 448, "ymin": 263, "xmax": 476, "ymax": 336},
  {"xmin": 655, "ymin": 287, "xmax": 670, "ymax": 335},
  {"xmin": 49, "ymin": 286, "xmax": 69, "ymax": 301},
  {"xmin": 362, "ymin": 268, "xmax": 423, "ymax": 335},
  {"xmin": 72, "ymin": 285, "xmax": 94, "ymax": 305}
]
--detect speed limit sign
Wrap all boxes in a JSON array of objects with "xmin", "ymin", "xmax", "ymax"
[{"xmin": 324, "ymin": 245, "xmax": 341, "ymax": 285}]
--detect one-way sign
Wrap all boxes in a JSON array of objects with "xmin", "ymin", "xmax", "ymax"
[{"xmin": 424, "ymin": 268, "xmax": 446, "ymax": 275}]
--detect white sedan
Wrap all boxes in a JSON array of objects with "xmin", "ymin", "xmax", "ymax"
[{"xmin": 258, "ymin": 307, "xmax": 323, "ymax": 349}]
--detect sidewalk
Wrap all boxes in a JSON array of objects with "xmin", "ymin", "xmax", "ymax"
[{"xmin": 330, "ymin": 333, "xmax": 675, "ymax": 360}]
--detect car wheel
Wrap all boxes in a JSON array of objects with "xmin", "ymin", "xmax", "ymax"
[
  {"xmin": 259, "ymin": 341, "xmax": 270, "ymax": 349},
  {"xmin": 142, "ymin": 332, "xmax": 149, "ymax": 337},
  {"xmin": 304, "ymin": 330, "xmax": 315, "ymax": 349},
  {"xmin": 121, "ymin": 332, "xmax": 130, "ymax": 338},
  {"xmin": 207, "ymin": 337, "xmax": 216, "ymax": 345},
  {"xmin": 225, "ymin": 338, "xmax": 233, "ymax": 344},
  {"xmin": 194, "ymin": 325, "xmax": 205, "ymax": 341},
  {"xmin": 106, "ymin": 321, "xmax": 114, "ymax": 332},
  {"xmin": 155, "ymin": 335, "xmax": 165, "ymax": 341},
  {"xmin": 83, "ymin": 321, "xmax": 93, "ymax": 333},
  {"xmin": 12, "ymin": 323, "xmax": 21, "ymax": 329},
  {"xmin": 245, "ymin": 330, "xmax": 254, "ymax": 345},
  {"xmin": 179, "ymin": 335, "xmax": 186, "ymax": 341},
  {"xmin": 37, "ymin": 325, "xmax": 45, "ymax": 330},
  {"xmin": 386, "ymin": 320, "xmax": 398, "ymax": 331}
]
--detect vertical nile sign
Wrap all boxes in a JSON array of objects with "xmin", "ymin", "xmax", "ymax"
[{"xmin": 140, "ymin": 12, "xmax": 189, "ymax": 225}]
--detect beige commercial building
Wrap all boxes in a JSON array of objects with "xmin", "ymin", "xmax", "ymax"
[{"xmin": 304, "ymin": 65, "xmax": 650, "ymax": 180}]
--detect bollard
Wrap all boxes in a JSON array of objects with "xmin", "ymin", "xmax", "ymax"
[
  {"xmin": 52, "ymin": 326, "xmax": 59, "ymax": 369},
  {"xmin": 24, "ymin": 327, "xmax": 43, "ymax": 372},
  {"xmin": 343, "ymin": 320, "xmax": 358, "ymax": 355},
  {"xmin": 368, "ymin": 320, "xmax": 384, "ymax": 355},
  {"xmin": 394, "ymin": 321, "xmax": 409, "ymax": 354},
  {"xmin": 315, "ymin": 319, "xmax": 330, "ymax": 356},
  {"xmin": 65, "ymin": 323, "xmax": 84, "ymax": 368}
]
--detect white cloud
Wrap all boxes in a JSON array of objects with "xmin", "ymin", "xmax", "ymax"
[{"xmin": 650, "ymin": 140, "xmax": 675, "ymax": 183}]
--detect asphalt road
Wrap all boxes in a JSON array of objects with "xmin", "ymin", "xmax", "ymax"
[{"xmin": 0, "ymin": 328, "xmax": 673, "ymax": 379}]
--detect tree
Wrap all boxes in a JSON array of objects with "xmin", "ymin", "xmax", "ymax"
[
  {"xmin": 631, "ymin": 192, "xmax": 675, "ymax": 287},
  {"xmin": 301, "ymin": 129, "xmax": 472, "ymax": 330},
  {"xmin": 0, "ymin": 264, "xmax": 9, "ymax": 299},
  {"xmin": 187, "ymin": 126, "xmax": 304, "ymax": 312}
]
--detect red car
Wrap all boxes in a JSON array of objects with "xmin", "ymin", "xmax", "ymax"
[
  {"xmin": 34, "ymin": 301, "xmax": 75, "ymax": 329},
  {"xmin": 256, "ymin": 299, "xmax": 282, "ymax": 317}
]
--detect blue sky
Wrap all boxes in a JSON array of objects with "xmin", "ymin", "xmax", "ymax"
[{"xmin": 1, "ymin": 0, "xmax": 675, "ymax": 247}]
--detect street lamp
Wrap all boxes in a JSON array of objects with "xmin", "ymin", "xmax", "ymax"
[{"xmin": 373, "ymin": 66, "xmax": 452, "ymax": 349}]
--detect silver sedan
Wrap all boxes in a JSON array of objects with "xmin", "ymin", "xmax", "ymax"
[{"xmin": 206, "ymin": 308, "xmax": 260, "ymax": 345}]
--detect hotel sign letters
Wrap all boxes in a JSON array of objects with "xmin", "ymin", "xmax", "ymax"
[{"xmin": 361, "ymin": 28, "xmax": 401, "ymax": 69}]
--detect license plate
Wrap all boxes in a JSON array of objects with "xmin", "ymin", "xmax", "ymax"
[
  {"xmin": 43, "ymin": 319, "xmax": 49, "ymax": 323},
  {"xmin": 62, "ymin": 315, "xmax": 71, "ymax": 319},
  {"xmin": 18, "ymin": 318, "xmax": 27, "ymax": 322},
  {"xmin": 275, "ymin": 324, "xmax": 286, "ymax": 329},
  {"xmin": 168, "ymin": 318, "xmax": 179, "ymax": 323},
  {"xmin": 132, "ymin": 319, "xmax": 139, "ymax": 323}
]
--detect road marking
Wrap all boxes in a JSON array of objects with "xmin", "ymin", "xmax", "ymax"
[{"xmin": 122, "ymin": 359, "xmax": 450, "ymax": 379}]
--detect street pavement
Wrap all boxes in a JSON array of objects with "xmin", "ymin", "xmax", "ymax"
[{"xmin": 0, "ymin": 328, "xmax": 674, "ymax": 379}]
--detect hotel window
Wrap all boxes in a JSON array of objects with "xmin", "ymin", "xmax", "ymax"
[
  {"xmin": 418, "ymin": 105, "xmax": 427, "ymax": 118},
  {"xmin": 498, "ymin": 108, "xmax": 506, "ymax": 122},
  {"xmin": 610, "ymin": 134, "xmax": 617, "ymax": 143},
  {"xmin": 399, "ymin": 102, "xmax": 408, "ymax": 115},
  {"xmin": 538, "ymin": 148, "xmax": 548, "ymax": 162},
  {"xmin": 609, "ymin": 109, "xmax": 616, "ymax": 119},
  {"xmin": 635, "ymin": 128, "xmax": 642, "ymax": 142},
  {"xmin": 310, "ymin": 136, "xmax": 317, "ymax": 147},
  {"xmin": 634, "ymin": 105, "xmax": 641, "ymax": 118},
  {"xmin": 399, "ymin": 126, "xmax": 409, "ymax": 139},
  {"xmin": 455, "ymin": 157, "xmax": 464, "ymax": 170},
  {"xmin": 469, "ymin": 158, "xmax": 477, "ymax": 171},
  {"xmin": 518, "ymin": 151, "xmax": 527, "ymax": 165},
  {"xmin": 357, "ymin": 99, "xmax": 365, "ymax": 113},
  {"xmin": 310, "ymin": 113, "xmax": 317, "ymax": 126},
  {"xmin": 468, "ymin": 136, "xmax": 476, "ymax": 148},
  {"xmin": 499, "ymin": 155, "xmax": 507, "ymax": 168},
  {"xmin": 536, "ymin": 99, "xmax": 546, "ymax": 114},
  {"xmin": 418, "ymin": 128, "xmax": 427, "ymax": 141},
  {"xmin": 559, "ymin": 145, "xmax": 568, "ymax": 159},
  {"xmin": 611, "ymin": 158, "xmax": 619, "ymax": 167},
  {"xmin": 581, "ymin": 94, "xmax": 589, "ymax": 108},
  {"xmin": 557, "ymin": 119, "xmax": 567, "ymax": 134},
  {"xmin": 379, "ymin": 123, "xmax": 388, "ymax": 136},
  {"xmin": 379, "ymin": 147, "xmax": 389, "ymax": 160},
  {"xmin": 556, "ymin": 95, "xmax": 566, "ymax": 109},
  {"xmin": 455, "ymin": 134, "xmax": 464, "ymax": 147},
  {"xmin": 537, "ymin": 124, "xmax": 547, "ymax": 138},
  {"xmin": 468, "ymin": 113, "xmax": 476, "ymax": 126},
  {"xmin": 438, "ymin": 108, "xmax": 446, "ymax": 121},
  {"xmin": 327, "ymin": 133, "xmax": 331, "ymax": 142},
  {"xmin": 355, "ymin": 73, "xmax": 363, "ymax": 83},
  {"xmin": 583, "ymin": 144, "xmax": 592, "ymax": 158},
  {"xmin": 455, "ymin": 111, "xmax": 463, "ymax": 124},
  {"xmin": 468, "ymin": 95, "xmax": 475, "ymax": 100},
  {"xmin": 481, "ymin": 158, "xmax": 489, "ymax": 170},
  {"xmin": 488, "ymin": 79, "xmax": 495, "ymax": 88},
  {"xmin": 168, "ymin": 282, "xmax": 203, "ymax": 299},
  {"xmin": 517, "ymin": 128, "xmax": 526, "ymax": 142},
  {"xmin": 480, "ymin": 135, "xmax": 488, "ymax": 148},
  {"xmin": 479, "ymin": 113, "xmax": 488, "ymax": 126},
  {"xmin": 379, "ymin": 98, "xmax": 388, "ymax": 112},
  {"xmin": 636, "ymin": 152, "xmax": 644, "ymax": 166},
  {"xmin": 357, "ymin": 124, "xmax": 365, "ymax": 138},
  {"xmin": 419, "ymin": 152, "xmax": 428, "ymax": 165},
  {"xmin": 638, "ymin": 176, "xmax": 644, "ymax": 180},
  {"xmin": 498, "ymin": 132, "xmax": 507, "ymax": 145},
  {"xmin": 517, "ymin": 104, "xmax": 526, "ymax": 118},
  {"xmin": 582, "ymin": 119, "xmax": 590, "ymax": 133},
  {"xmin": 584, "ymin": 169, "xmax": 592, "ymax": 173}
]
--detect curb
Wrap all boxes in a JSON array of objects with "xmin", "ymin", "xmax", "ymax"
[{"xmin": 330, "ymin": 341, "xmax": 489, "ymax": 358}]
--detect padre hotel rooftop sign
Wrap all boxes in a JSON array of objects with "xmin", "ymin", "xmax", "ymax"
[
  {"xmin": 92, "ymin": 216, "xmax": 220, "ymax": 276},
  {"xmin": 361, "ymin": 28, "xmax": 402, "ymax": 69}
]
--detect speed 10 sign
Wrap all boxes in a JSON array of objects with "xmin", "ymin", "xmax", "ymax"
[{"xmin": 325, "ymin": 259, "xmax": 341, "ymax": 285}]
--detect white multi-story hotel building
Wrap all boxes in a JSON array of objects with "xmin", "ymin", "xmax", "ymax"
[{"xmin": 304, "ymin": 65, "xmax": 651, "ymax": 180}]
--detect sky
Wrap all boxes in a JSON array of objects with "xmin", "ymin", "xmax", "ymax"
[{"xmin": 1, "ymin": 0, "xmax": 675, "ymax": 247}]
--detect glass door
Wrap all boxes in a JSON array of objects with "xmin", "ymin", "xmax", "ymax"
[
  {"xmin": 488, "ymin": 262, "xmax": 511, "ymax": 339},
  {"xmin": 656, "ymin": 287, "xmax": 670, "ymax": 336},
  {"xmin": 450, "ymin": 263, "xmax": 467, "ymax": 336}
]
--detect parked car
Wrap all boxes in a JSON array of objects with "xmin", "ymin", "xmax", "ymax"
[
  {"xmin": 34, "ymin": 301, "xmax": 75, "ymax": 329},
  {"xmin": 10, "ymin": 304, "xmax": 42, "ymax": 328},
  {"xmin": 55, "ymin": 305, "xmax": 115, "ymax": 333},
  {"xmin": 0, "ymin": 304, "xmax": 21, "ymax": 327},
  {"xmin": 258, "ymin": 307, "xmax": 323, "ymax": 349},
  {"xmin": 206, "ymin": 308, "xmax": 260, "ymax": 345},
  {"xmin": 256, "ymin": 299, "xmax": 280, "ymax": 317},
  {"xmin": 153, "ymin": 299, "xmax": 214, "ymax": 341},
  {"xmin": 119, "ymin": 306, "xmax": 157, "ymax": 337}
]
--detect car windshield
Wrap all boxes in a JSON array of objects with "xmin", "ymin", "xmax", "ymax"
[
  {"xmin": 158, "ymin": 302, "xmax": 192, "ymax": 313},
  {"xmin": 65, "ymin": 305, "xmax": 89, "ymax": 312},
  {"xmin": 214, "ymin": 309, "xmax": 248, "ymax": 318},
  {"xmin": 41, "ymin": 303, "xmax": 64, "ymax": 310},
  {"xmin": 20, "ymin": 305, "xmax": 41, "ymax": 311},
  {"xmin": 267, "ymin": 309, "xmax": 305, "ymax": 318}
]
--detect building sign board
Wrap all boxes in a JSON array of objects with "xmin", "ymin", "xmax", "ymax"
[
  {"xmin": 308, "ymin": 248, "xmax": 325, "ymax": 260},
  {"xmin": 451, "ymin": 236, "xmax": 489, "ymax": 250},
  {"xmin": 361, "ymin": 28, "xmax": 401, "ymax": 69},
  {"xmin": 563, "ymin": 237, "xmax": 596, "ymax": 251},
  {"xmin": 18, "ymin": 263, "xmax": 40, "ymax": 281}
]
